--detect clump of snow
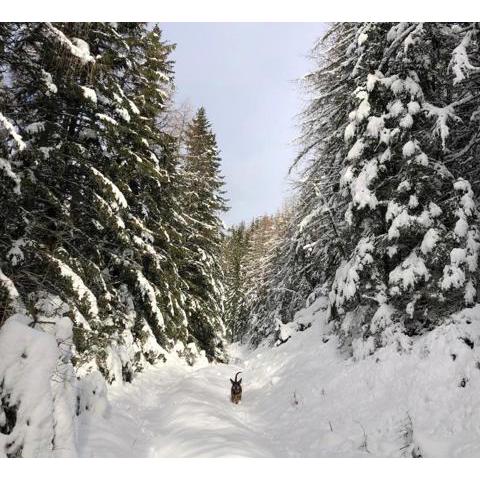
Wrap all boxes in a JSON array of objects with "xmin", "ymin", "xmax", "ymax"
[
  {"xmin": 41, "ymin": 69, "xmax": 58, "ymax": 94},
  {"xmin": 415, "ymin": 152, "xmax": 429, "ymax": 166},
  {"xmin": 136, "ymin": 272, "xmax": 164, "ymax": 328},
  {"xmin": 347, "ymin": 139, "xmax": 365, "ymax": 160},
  {"xmin": 25, "ymin": 121, "xmax": 46, "ymax": 134},
  {"xmin": 0, "ymin": 314, "xmax": 77, "ymax": 457},
  {"xmin": 388, "ymin": 99, "xmax": 404, "ymax": 117},
  {"xmin": 450, "ymin": 30, "xmax": 479, "ymax": 84},
  {"xmin": 399, "ymin": 114, "xmax": 413, "ymax": 129},
  {"xmin": 465, "ymin": 280, "xmax": 476, "ymax": 305},
  {"xmin": 397, "ymin": 180, "xmax": 411, "ymax": 192},
  {"xmin": 127, "ymin": 99, "xmax": 140, "ymax": 115},
  {"xmin": 421, "ymin": 228, "xmax": 440, "ymax": 254},
  {"xmin": 115, "ymin": 107, "xmax": 131, "ymax": 123},
  {"xmin": 366, "ymin": 116, "xmax": 384, "ymax": 138},
  {"xmin": 350, "ymin": 159, "xmax": 379, "ymax": 210},
  {"xmin": 96, "ymin": 113, "xmax": 118, "ymax": 126},
  {"xmin": 344, "ymin": 122, "xmax": 356, "ymax": 142},
  {"xmin": 407, "ymin": 101, "xmax": 420, "ymax": 115},
  {"xmin": 391, "ymin": 77, "xmax": 404, "ymax": 95},
  {"xmin": 442, "ymin": 263, "xmax": 466, "ymax": 291},
  {"xmin": 329, "ymin": 238, "xmax": 374, "ymax": 312},
  {"xmin": 0, "ymin": 158, "xmax": 21, "ymax": 194},
  {"xmin": 389, "ymin": 251, "xmax": 430, "ymax": 290},
  {"xmin": 7, "ymin": 238, "xmax": 28, "ymax": 266},
  {"xmin": 355, "ymin": 96, "xmax": 371, "ymax": 122},
  {"xmin": 46, "ymin": 24, "xmax": 95, "ymax": 65},
  {"xmin": 357, "ymin": 32, "xmax": 368, "ymax": 46},
  {"xmin": 402, "ymin": 140, "xmax": 417, "ymax": 157},
  {"xmin": 0, "ymin": 268, "xmax": 24, "ymax": 313},
  {"xmin": 81, "ymin": 86, "xmax": 97, "ymax": 104},
  {"xmin": 424, "ymin": 102, "xmax": 460, "ymax": 150},
  {"xmin": 408, "ymin": 194, "xmax": 419, "ymax": 208},
  {"xmin": 366, "ymin": 71, "xmax": 381, "ymax": 92}
]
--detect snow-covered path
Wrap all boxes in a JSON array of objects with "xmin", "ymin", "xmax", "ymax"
[
  {"xmin": 77, "ymin": 345, "xmax": 280, "ymax": 457},
  {"xmin": 77, "ymin": 299, "xmax": 480, "ymax": 457}
]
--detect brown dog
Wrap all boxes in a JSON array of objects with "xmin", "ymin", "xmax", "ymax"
[{"xmin": 230, "ymin": 371, "xmax": 242, "ymax": 404}]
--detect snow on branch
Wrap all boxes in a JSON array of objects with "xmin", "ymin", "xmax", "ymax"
[
  {"xmin": 90, "ymin": 166, "xmax": 128, "ymax": 210},
  {"xmin": 45, "ymin": 23, "xmax": 95, "ymax": 65},
  {"xmin": 0, "ymin": 111, "xmax": 26, "ymax": 152},
  {"xmin": 423, "ymin": 102, "xmax": 460, "ymax": 149},
  {"xmin": 424, "ymin": 95, "xmax": 472, "ymax": 150},
  {"xmin": 0, "ymin": 268, "xmax": 24, "ymax": 313},
  {"xmin": 450, "ymin": 29, "xmax": 480, "ymax": 85},
  {"xmin": 46, "ymin": 255, "xmax": 99, "ymax": 319},
  {"xmin": 136, "ymin": 271, "xmax": 165, "ymax": 328},
  {"xmin": 0, "ymin": 158, "xmax": 21, "ymax": 195}
]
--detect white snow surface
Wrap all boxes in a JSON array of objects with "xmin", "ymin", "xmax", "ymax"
[{"xmin": 77, "ymin": 298, "xmax": 480, "ymax": 457}]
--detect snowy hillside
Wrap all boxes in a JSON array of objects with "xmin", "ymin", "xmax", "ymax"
[{"xmin": 76, "ymin": 297, "xmax": 480, "ymax": 457}]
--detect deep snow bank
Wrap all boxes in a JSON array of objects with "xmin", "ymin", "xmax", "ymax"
[
  {"xmin": 0, "ymin": 312, "xmax": 109, "ymax": 457},
  {"xmin": 239, "ymin": 296, "xmax": 480, "ymax": 457}
]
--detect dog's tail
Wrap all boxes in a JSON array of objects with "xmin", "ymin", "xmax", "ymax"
[{"xmin": 234, "ymin": 371, "xmax": 242, "ymax": 382}]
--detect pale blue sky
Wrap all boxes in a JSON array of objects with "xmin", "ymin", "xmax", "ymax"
[{"xmin": 161, "ymin": 23, "xmax": 327, "ymax": 225}]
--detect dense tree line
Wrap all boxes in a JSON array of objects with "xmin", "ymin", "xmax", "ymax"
[
  {"xmin": 0, "ymin": 23, "xmax": 228, "ymax": 385},
  {"xmin": 224, "ymin": 23, "xmax": 480, "ymax": 355},
  {"xmin": 223, "ymin": 211, "xmax": 291, "ymax": 345}
]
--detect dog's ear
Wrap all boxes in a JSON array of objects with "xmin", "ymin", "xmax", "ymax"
[
  {"xmin": 239, "ymin": 378, "xmax": 242, "ymax": 385},
  {"xmin": 230, "ymin": 378, "xmax": 234, "ymax": 385}
]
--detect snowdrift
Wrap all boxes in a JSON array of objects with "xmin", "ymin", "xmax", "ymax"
[{"xmin": 237, "ymin": 296, "xmax": 480, "ymax": 457}]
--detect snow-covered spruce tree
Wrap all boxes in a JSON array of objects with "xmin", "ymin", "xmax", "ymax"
[
  {"xmin": 222, "ymin": 222, "xmax": 250, "ymax": 342},
  {"xmin": 328, "ymin": 23, "xmax": 480, "ymax": 355},
  {"xmin": 1, "ymin": 23, "xmax": 166, "ymax": 380},
  {"xmin": 0, "ymin": 23, "xmax": 129, "ymax": 379},
  {"xmin": 0, "ymin": 89, "xmax": 26, "ymax": 326},
  {"xmin": 88, "ymin": 23, "xmax": 194, "ymax": 371},
  {"xmin": 180, "ymin": 107, "xmax": 228, "ymax": 360},
  {"xmin": 0, "ymin": 23, "xmax": 225, "ymax": 386}
]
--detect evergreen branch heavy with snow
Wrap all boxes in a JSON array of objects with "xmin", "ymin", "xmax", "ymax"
[{"xmin": 0, "ymin": 23, "xmax": 228, "ymax": 457}]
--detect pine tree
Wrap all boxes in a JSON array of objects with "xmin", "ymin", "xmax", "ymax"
[
  {"xmin": 328, "ymin": 23, "xmax": 480, "ymax": 354},
  {"xmin": 0, "ymin": 23, "xmax": 229, "ymax": 383},
  {"xmin": 180, "ymin": 107, "xmax": 228, "ymax": 360},
  {"xmin": 222, "ymin": 223, "xmax": 250, "ymax": 342}
]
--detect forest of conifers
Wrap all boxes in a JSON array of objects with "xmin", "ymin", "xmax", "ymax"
[{"xmin": 1, "ymin": 22, "xmax": 480, "ymax": 457}]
